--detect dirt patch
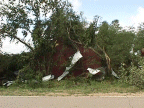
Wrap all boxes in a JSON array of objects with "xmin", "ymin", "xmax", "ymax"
[
  {"xmin": 35, "ymin": 92, "xmax": 144, "ymax": 97},
  {"xmin": 88, "ymin": 92, "xmax": 144, "ymax": 96}
]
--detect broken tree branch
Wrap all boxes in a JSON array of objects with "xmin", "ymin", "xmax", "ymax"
[
  {"xmin": 3, "ymin": 32, "xmax": 34, "ymax": 51},
  {"xmin": 89, "ymin": 47, "xmax": 103, "ymax": 58},
  {"xmin": 12, "ymin": 35, "xmax": 34, "ymax": 51},
  {"xmin": 67, "ymin": 27, "xmax": 80, "ymax": 51},
  {"xmin": 67, "ymin": 27, "xmax": 82, "ymax": 45},
  {"xmin": 96, "ymin": 44, "xmax": 111, "ymax": 75}
]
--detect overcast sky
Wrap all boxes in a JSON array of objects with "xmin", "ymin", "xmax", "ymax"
[{"xmin": 1, "ymin": 0, "xmax": 144, "ymax": 54}]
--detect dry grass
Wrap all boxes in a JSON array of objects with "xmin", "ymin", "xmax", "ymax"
[{"xmin": 0, "ymin": 79, "xmax": 143, "ymax": 96}]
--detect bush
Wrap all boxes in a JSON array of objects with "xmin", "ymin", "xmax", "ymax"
[
  {"xmin": 119, "ymin": 57, "xmax": 144, "ymax": 89},
  {"xmin": 0, "ymin": 52, "xmax": 30, "ymax": 80},
  {"xmin": 18, "ymin": 65, "xmax": 35, "ymax": 80}
]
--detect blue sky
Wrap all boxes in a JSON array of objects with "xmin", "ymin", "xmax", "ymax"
[
  {"xmin": 70, "ymin": 0, "xmax": 144, "ymax": 27},
  {"xmin": 1, "ymin": 0, "xmax": 144, "ymax": 54}
]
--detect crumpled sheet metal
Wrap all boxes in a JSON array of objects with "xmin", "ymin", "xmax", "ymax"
[
  {"xmin": 57, "ymin": 71, "xmax": 69, "ymax": 81},
  {"xmin": 87, "ymin": 68, "xmax": 101, "ymax": 75},
  {"xmin": 87, "ymin": 67, "xmax": 119, "ymax": 79},
  {"xmin": 87, "ymin": 67, "xmax": 105, "ymax": 75},
  {"xmin": 42, "ymin": 75, "xmax": 54, "ymax": 82},
  {"xmin": 111, "ymin": 69, "xmax": 119, "ymax": 79},
  {"xmin": 71, "ymin": 51, "xmax": 83, "ymax": 65},
  {"xmin": 58, "ymin": 51, "xmax": 83, "ymax": 81},
  {"xmin": 3, "ymin": 81, "xmax": 14, "ymax": 87},
  {"xmin": 87, "ymin": 67, "xmax": 106, "ymax": 81}
]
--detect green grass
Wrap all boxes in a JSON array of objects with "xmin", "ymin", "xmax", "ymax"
[{"xmin": 0, "ymin": 78, "xmax": 143, "ymax": 96}]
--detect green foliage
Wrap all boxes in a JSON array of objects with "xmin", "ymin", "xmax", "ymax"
[
  {"xmin": 1, "ymin": 78, "xmax": 141, "ymax": 95},
  {"xmin": 0, "ymin": 53, "xmax": 29, "ymax": 79},
  {"xmin": 119, "ymin": 57, "xmax": 144, "ymax": 89},
  {"xmin": 96, "ymin": 20, "xmax": 135, "ymax": 69},
  {"xmin": 1, "ymin": 0, "xmax": 144, "ymax": 87},
  {"xmin": 81, "ymin": 15, "xmax": 100, "ymax": 47},
  {"xmin": 0, "ymin": 0, "xmax": 86, "ymax": 78},
  {"xmin": 134, "ymin": 22, "xmax": 144, "ymax": 51},
  {"xmin": 18, "ymin": 65, "xmax": 35, "ymax": 80}
]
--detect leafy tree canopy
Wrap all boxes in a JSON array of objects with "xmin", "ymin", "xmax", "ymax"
[{"xmin": 1, "ymin": 0, "xmax": 144, "ymax": 77}]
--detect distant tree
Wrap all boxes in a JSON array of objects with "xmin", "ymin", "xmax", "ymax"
[
  {"xmin": 83, "ymin": 15, "xmax": 101, "ymax": 47},
  {"xmin": 96, "ymin": 20, "xmax": 135, "ymax": 72},
  {"xmin": 0, "ymin": 52, "xmax": 29, "ymax": 79},
  {"xmin": 111, "ymin": 19, "xmax": 122, "ymax": 30},
  {"xmin": 134, "ymin": 22, "xmax": 144, "ymax": 52}
]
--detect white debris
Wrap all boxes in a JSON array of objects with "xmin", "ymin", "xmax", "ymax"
[
  {"xmin": 57, "ymin": 51, "xmax": 83, "ymax": 81},
  {"xmin": 71, "ymin": 51, "xmax": 83, "ymax": 65},
  {"xmin": 87, "ymin": 67, "xmax": 105, "ymax": 75},
  {"xmin": 42, "ymin": 75, "xmax": 54, "ymax": 82},
  {"xmin": 87, "ymin": 68, "xmax": 101, "ymax": 75},
  {"xmin": 111, "ymin": 69, "xmax": 119, "ymax": 79},
  {"xmin": 57, "ymin": 71, "xmax": 69, "ymax": 81},
  {"xmin": 3, "ymin": 81, "xmax": 14, "ymax": 87},
  {"xmin": 87, "ymin": 67, "xmax": 106, "ymax": 81},
  {"xmin": 66, "ymin": 66, "xmax": 71, "ymax": 71}
]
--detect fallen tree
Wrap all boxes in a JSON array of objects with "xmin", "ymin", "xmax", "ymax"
[{"xmin": 1, "ymin": 0, "xmax": 142, "ymax": 85}]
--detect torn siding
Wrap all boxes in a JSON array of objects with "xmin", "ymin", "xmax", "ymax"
[
  {"xmin": 58, "ymin": 51, "xmax": 83, "ymax": 81},
  {"xmin": 37, "ymin": 40, "xmax": 102, "ymax": 79},
  {"xmin": 54, "ymin": 44, "xmax": 101, "ymax": 78}
]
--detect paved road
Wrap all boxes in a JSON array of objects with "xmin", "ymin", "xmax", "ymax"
[{"xmin": 0, "ymin": 96, "xmax": 144, "ymax": 108}]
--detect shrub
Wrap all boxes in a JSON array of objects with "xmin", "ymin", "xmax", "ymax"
[{"xmin": 119, "ymin": 57, "xmax": 144, "ymax": 89}]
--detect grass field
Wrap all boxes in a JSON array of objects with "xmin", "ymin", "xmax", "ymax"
[{"xmin": 0, "ymin": 78, "xmax": 143, "ymax": 96}]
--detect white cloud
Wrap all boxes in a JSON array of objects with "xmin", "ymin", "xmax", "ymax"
[
  {"xmin": 69, "ymin": 0, "xmax": 82, "ymax": 12},
  {"xmin": 0, "ymin": 0, "xmax": 83, "ymax": 54},
  {"xmin": 131, "ymin": 7, "xmax": 144, "ymax": 28},
  {"xmin": 115, "ymin": 7, "xmax": 144, "ymax": 30},
  {"xmin": 1, "ymin": 28, "xmax": 33, "ymax": 54},
  {"xmin": 1, "ymin": 37, "xmax": 29, "ymax": 54}
]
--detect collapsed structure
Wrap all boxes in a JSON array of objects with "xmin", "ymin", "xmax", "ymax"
[
  {"xmin": 41, "ymin": 39, "xmax": 111, "ymax": 81},
  {"xmin": 0, "ymin": 38, "xmax": 119, "ymax": 86}
]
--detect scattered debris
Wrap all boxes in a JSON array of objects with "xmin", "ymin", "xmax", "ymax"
[
  {"xmin": 87, "ymin": 67, "xmax": 105, "ymax": 75},
  {"xmin": 42, "ymin": 75, "xmax": 54, "ymax": 82},
  {"xmin": 3, "ymin": 81, "xmax": 14, "ymax": 87},
  {"xmin": 87, "ymin": 68, "xmax": 101, "ymax": 75},
  {"xmin": 87, "ymin": 67, "xmax": 106, "ymax": 81},
  {"xmin": 88, "ymin": 67, "xmax": 119, "ymax": 79},
  {"xmin": 58, "ymin": 51, "xmax": 83, "ymax": 81},
  {"xmin": 111, "ymin": 69, "xmax": 119, "ymax": 79},
  {"xmin": 57, "ymin": 71, "xmax": 69, "ymax": 81},
  {"xmin": 71, "ymin": 51, "xmax": 83, "ymax": 65}
]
